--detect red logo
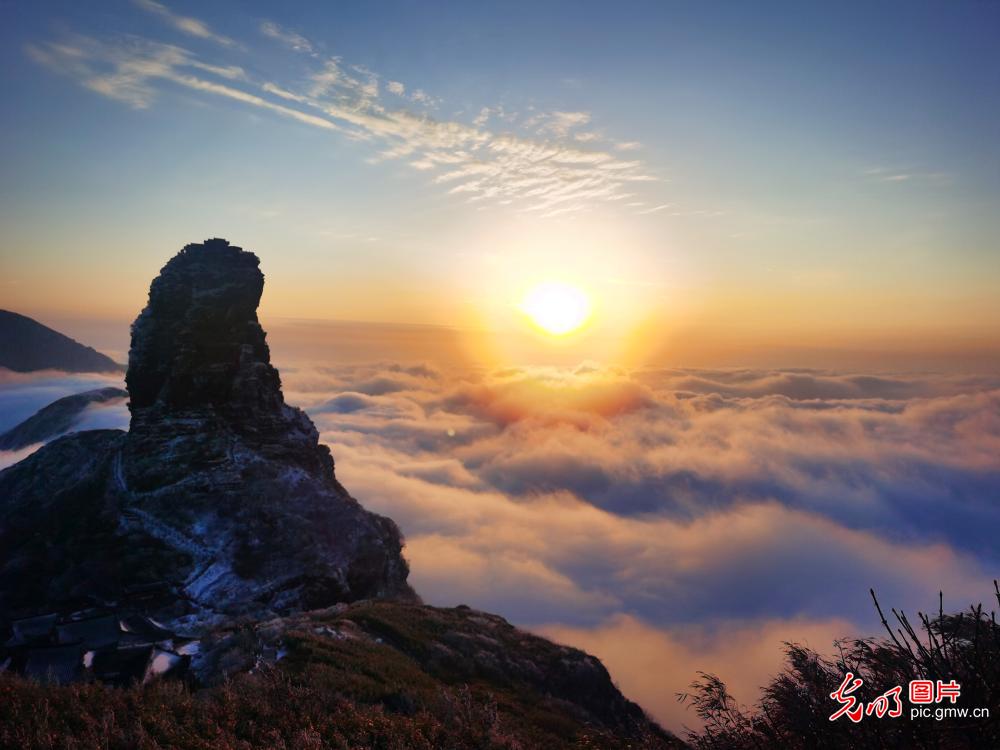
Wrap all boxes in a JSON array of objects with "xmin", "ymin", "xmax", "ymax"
[
  {"xmin": 829, "ymin": 673, "xmax": 865, "ymax": 723},
  {"xmin": 830, "ymin": 675, "xmax": 960, "ymax": 722}
]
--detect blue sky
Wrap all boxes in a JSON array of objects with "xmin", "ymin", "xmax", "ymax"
[{"xmin": 1, "ymin": 0, "xmax": 998, "ymax": 364}]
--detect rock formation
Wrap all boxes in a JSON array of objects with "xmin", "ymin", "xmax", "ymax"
[
  {"xmin": 0, "ymin": 239, "xmax": 412, "ymax": 622},
  {"xmin": 122, "ymin": 239, "xmax": 413, "ymax": 617},
  {"xmin": 125, "ymin": 239, "xmax": 329, "ymax": 483}
]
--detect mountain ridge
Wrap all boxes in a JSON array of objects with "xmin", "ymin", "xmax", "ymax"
[
  {"xmin": 0, "ymin": 386, "xmax": 127, "ymax": 451},
  {"xmin": 0, "ymin": 309, "xmax": 122, "ymax": 373}
]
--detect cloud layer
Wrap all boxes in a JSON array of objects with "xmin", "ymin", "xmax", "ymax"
[
  {"xmin": 284, "ymin": 362, "xmax": 998, "ymax": 728},
  {"xmin": 3, "ymin": 361, "xmax": 997, "ymax": 730},
  {"xmin": 0, "ymin": 369, "xmax": 125, "ymax": 433}
]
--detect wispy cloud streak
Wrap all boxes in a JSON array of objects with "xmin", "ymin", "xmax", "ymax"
[
  {"xmin": 259, "ymin": 20, "xmax": 315, "ymax": 55},
  {"xmin": 28, "ymin": 4, "xmax": 660, "ymax": 215},
  {"xmin": 132, "ymin": 0, "xmax": 235, "ymax": 47}
]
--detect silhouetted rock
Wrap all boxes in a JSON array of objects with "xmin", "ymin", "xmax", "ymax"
[
  {"xmin": 0, "ymin": 387, "xmax": 127, "ymax": 451},
  {"xmin": 125, "ymin": 238, "xmax": 335, "ymax": 487},
  {"xmin": 0, "ymin": 310, "xmax": 121, "ymax": 373},
  {"xmin": 0, "ymin": 239, "xmax": 412, "ymax": 622},
  {"xmin": 122, "ymin": 239, "xmax": 413, "ymax": 618}
]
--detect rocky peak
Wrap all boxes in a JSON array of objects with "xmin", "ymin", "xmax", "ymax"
[
  {"xmin": 125, "ymin": 238, "xmax": 333, "ymax": 487},
  {"xmin": 1, "ymin": 238, "xmax": 413, "ymax": 623},
  {"xmin": 127, "ymin": 238, "xmax": 278, "ymax": 417}
]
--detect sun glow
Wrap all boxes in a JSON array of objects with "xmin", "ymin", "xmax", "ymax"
[{"xmin": 520, "ymin": 281, "xmax": 592, "ymax": 335}]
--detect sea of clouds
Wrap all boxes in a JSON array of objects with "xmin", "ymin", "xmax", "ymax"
[{"xmin": 2, "ymin": 362, "xmax": 999, "ymax": 730}]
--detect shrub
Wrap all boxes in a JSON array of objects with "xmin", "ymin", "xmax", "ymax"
[{"xmin": 681, "ymin": 584, "xmax": 1000, "ymax": 749}]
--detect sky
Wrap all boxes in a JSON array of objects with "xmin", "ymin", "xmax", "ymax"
[
  {"xmin": 1, "ymin": 0, "xmax": 999, "ymax": 369},
  {"xmin": 2, "ymin": 1, "xmax": 1000, "ymax": 735}
]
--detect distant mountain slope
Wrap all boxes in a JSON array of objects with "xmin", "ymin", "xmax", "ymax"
[
  {"xmin": 0, "ymin": 309, "xmax": 122, "ymax": 372},
  {"xmin": 0, "ymin": 387, "xmax": 127, "ymax": 450}
]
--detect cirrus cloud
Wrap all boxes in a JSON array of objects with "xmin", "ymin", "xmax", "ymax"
[{"xmin": 28, "ymin": 4, "xmax": 659, "ymax": 217}]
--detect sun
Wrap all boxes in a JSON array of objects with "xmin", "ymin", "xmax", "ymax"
[{"xmin": 519, "ymin": 281, "xmax": 592, "ymax": 335}]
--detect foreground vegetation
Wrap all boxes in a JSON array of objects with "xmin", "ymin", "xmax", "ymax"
[
  {"xmin": 0, "ymin": 668, "xmax": 656, "ymax": 750},
  {"xmin": 9, "ymin": 587, "xmax": 1000, "ymax": 749},
  {"xmin": 0, "ymin": 601, "xmax": 679, "ymax": 749},
  {"xmin": 682, "ymin": 586, "xmax": 1000, "ymax": 749}
]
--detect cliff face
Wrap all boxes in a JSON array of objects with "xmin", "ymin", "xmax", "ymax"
[
  {"xmin": 125, "ymin": 239, "xmax": 328, "ymax": 481},
  {"xmin": 122, "ymin": 239, "xmax": 413, "ymax": 619},
  {"xmin": 0, "ymin": 239, "xmax": 412, "ymax": 621}
]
